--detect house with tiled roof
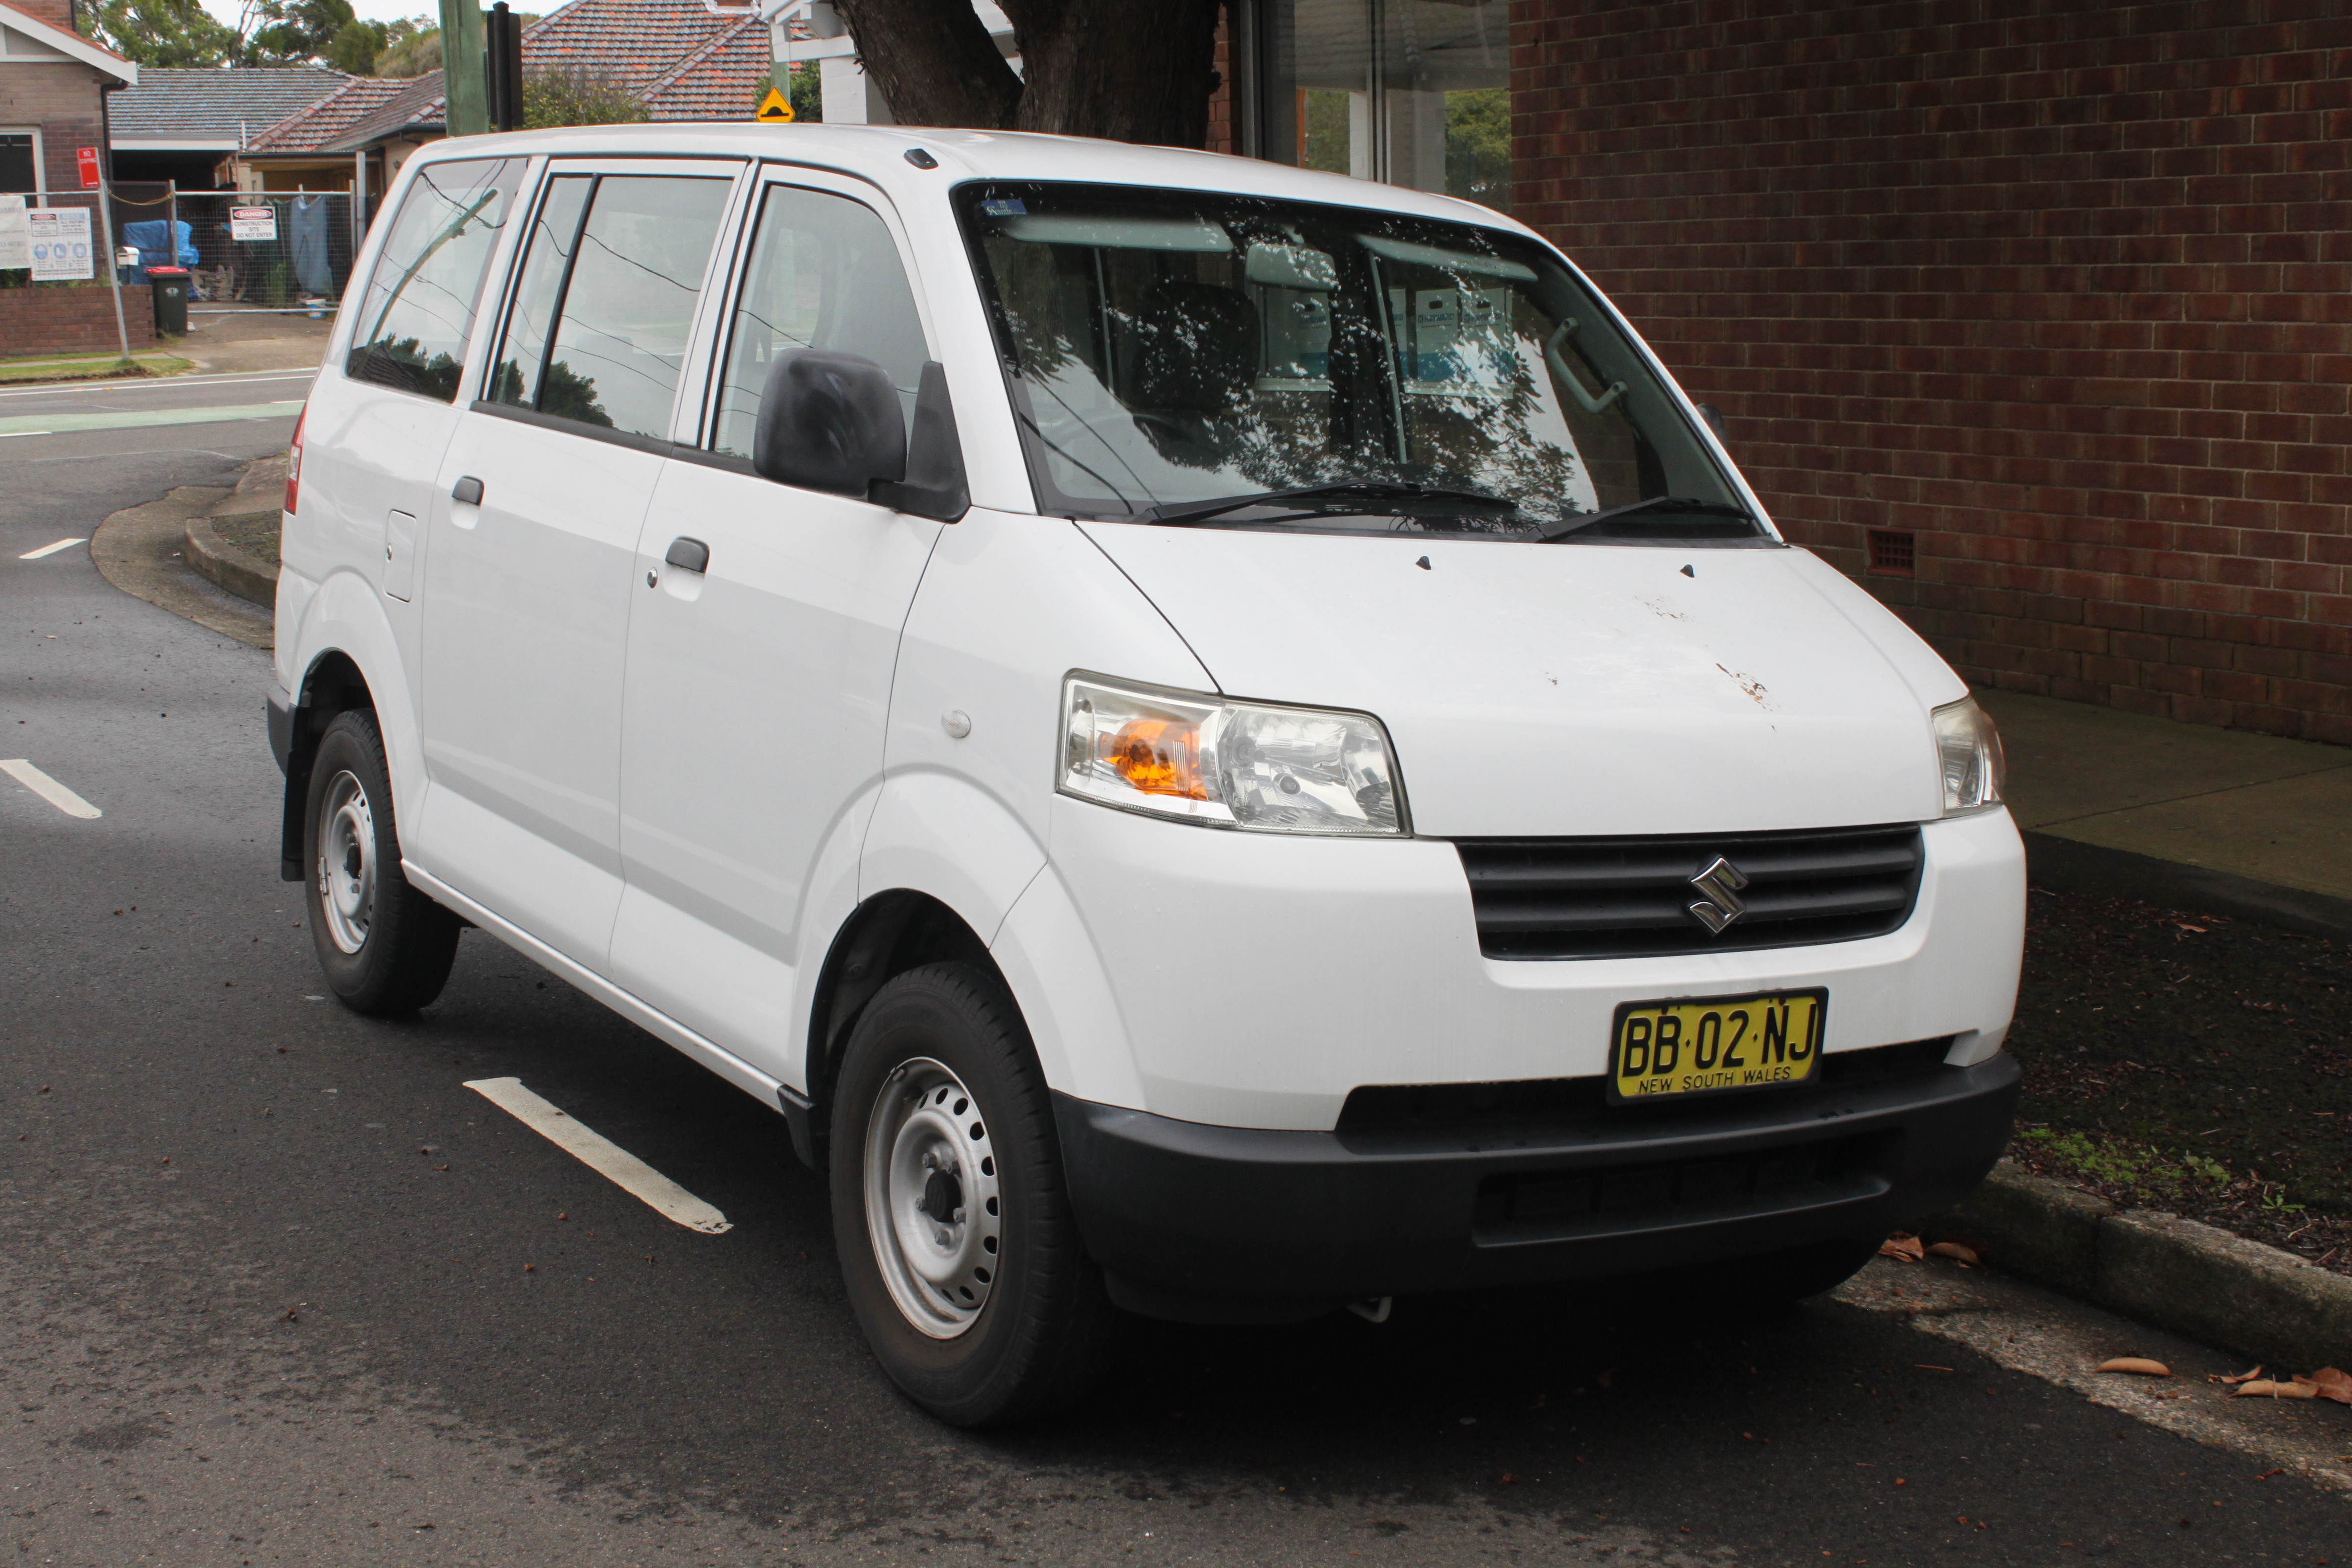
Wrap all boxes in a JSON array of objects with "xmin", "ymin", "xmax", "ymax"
[
  {"xmin": 0, "ymin": 0, "xmax": 136, "ymax": 200},
  {"xmin": 219, "ymin": 0, "xmax": 773, "ymax": 197},
  {"xmin": 108, "ymin": 66, "xmax": 350, "ymax": 190}
]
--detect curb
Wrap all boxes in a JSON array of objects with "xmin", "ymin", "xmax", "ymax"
[
  {"xmin": 1918, "ymin": 1161, "xmax": 2352, "ymax": 1372},
  {"xmin": 2023, "ymin": 830, "xmax": 2352, "ymax": 942},
  {"xmin": 183, "ymin": 511, "xmax": 279, "ymax": 608}
]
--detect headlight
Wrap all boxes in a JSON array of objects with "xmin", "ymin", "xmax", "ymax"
[
  {"xmin": 1931, "ymin": 696, "xmax": 2006, "ymax": 815},
  {"xmin": 1059, "ymin": 674, "xmax": 1406, "ymax": 835}
]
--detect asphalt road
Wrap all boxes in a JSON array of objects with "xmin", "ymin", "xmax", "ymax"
[{"xmin": 4, "ymin": 383, "xmax": 2350, "ymax": 1567}]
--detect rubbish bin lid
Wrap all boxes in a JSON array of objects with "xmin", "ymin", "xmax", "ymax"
[{"xmin": 147, "ymin": 266, "xmax": 190, "ymax": 276}]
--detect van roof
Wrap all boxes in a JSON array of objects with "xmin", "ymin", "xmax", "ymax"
[{"xmin": 402, "ymin": 122, "xmax": 1540, "ymax": 241}]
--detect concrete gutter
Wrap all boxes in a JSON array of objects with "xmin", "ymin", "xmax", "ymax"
[
  {"xmin": 1919, "ymin": 1160, "xmax": 2352, "ymax": 1374},
  {"xmin": 91, "ymin": 486, "xmax": 272, "ymax": 651}
]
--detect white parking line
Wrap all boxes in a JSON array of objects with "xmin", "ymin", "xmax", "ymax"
[
  {"xmin": 18, "ymin": 538, "xmax": 86, "ymax": 560},
  {"xmin": 0, "ymin": 759, "xmax": 102, "ymax": 819},
  {"xmin": 463, "ymin": 1077, "xmax": 733, "ymax": 1234},
  {"xmin": 0, "ymin": 431, "xmax": 49, "ymax": 439}
]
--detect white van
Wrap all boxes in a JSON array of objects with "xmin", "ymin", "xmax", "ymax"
[{"xmin": 271, "ymin": 125, "xmax": 2023, "ymax": 1424}]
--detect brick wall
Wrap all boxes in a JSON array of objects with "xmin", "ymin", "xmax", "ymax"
[
  {"xmin": 2, "ymin": 61, "xmax": 112, "ymax": 195},
  {"xmin": 9, "ymin": 0, "xmax": 76, "ymax": 31},
  {"xmin": 0, "ymin": 284, "xmax": 156, "ymax": 357},
  {"xmin": 1511, "ymin": 0, "xmax": 2352, "ymax": 745}
]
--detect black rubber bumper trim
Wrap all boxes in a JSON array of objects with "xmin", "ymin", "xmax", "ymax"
[
  {"xmin": 267, "ymin": 684, "xmax": 294, "ymax": 775},
  {"xmin": 1053, "ymin": 1051, "xmax": 2019, "ymax": 1317}
]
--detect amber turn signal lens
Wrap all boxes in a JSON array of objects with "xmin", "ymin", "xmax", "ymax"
[{"xmin": 1106, "ymin": 718, "xmax": 1207, "ymax": 799}]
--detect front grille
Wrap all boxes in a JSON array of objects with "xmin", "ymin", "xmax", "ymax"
[
  {"xmin": 1472, "ymin": 1130, "xmax": 1896, "ymax": 1243},
  {"xmin": 1335, "ymin": 1036, "xmax": 1953, "ymax": 1148},
  {"xmin": 1454, "ymin": 824, "xmax": 1925, "ymax": 960}
]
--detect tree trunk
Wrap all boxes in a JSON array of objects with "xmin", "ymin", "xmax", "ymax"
[
  {"xmin": 832, "ymin": 0, "xmax": 1022, "ymax": 131},
  {"xmin": 836, "ymin": 0, "xmax": 1225, "ymax": 149}
]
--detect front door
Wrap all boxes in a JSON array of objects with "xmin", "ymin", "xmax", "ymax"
[
  {"xmin": 607, "ymin": 175, "xmax": 943, "ymax": 1075},
  {"xmin": 412, "ymin": 162, "xmax": 742, "ymax": 971}
]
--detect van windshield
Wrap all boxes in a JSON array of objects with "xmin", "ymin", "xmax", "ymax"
[{"xmin": 956, "ymin": 182, "xmax": 1756, "ymax": 541}]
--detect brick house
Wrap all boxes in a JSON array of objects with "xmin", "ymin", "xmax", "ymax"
[
  {"xmin": 220, "ymin": 0, "xmax": 774, "ymax": 196},
  {"xmin": 1216, "ymin": 1, "xmax": 2350, "ymax": 745},
  {"xmin": 0, "ymin": 0, "xmax": 137, "ymax": 198}
]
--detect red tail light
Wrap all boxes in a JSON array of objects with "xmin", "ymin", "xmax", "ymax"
[{"xmin": 284, "ymin": 406, "xmax": 306, "ymax": 516}]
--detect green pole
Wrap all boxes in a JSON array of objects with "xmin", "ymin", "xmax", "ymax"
[{"xmin": 439, "ymin": 0, "xmax": 489, "ymax": 137}]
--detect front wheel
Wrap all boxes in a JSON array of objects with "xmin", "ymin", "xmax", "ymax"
[
  {"xmin": 829, "ymin": 963, "xmax": 1119, "ymax": 1425},
  {"xmin": 303, "ymin": 709, "xmax": 460, "ymax": 1016}
]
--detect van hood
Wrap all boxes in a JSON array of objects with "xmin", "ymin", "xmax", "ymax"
[{"xmin": 1078, "ymin": 524, "xmax": 1963, "ymax": 838}]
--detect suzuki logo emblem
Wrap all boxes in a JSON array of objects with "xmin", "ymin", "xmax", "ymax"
[{"xmin": 1687, "ymin": 855, "xmax": 1750, "ymax": 934}]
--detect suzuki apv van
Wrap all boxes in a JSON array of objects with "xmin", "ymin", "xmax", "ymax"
[{"xmin": 271, "ymin": 125, "xmax": 2023, "ymax": 1425}]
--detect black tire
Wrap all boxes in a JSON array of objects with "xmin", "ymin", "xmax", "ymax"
[
  {"xmin": 303, "ymin": 708, "xmax": 460, "ymax": 1016},
  {"xmin": 829, "ymin": 962, "xmax": 1121, "ymax": 1426}
]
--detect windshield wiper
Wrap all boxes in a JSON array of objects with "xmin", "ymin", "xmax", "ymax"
[
  {"xmin": 1140, "ymin": 481, "xmax": 1517, "ymax": 527},
  {"xmin": 1536, "ymin": 495, "xmax": 1756, "ymax": 540}
]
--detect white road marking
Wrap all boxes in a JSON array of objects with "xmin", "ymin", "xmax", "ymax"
[
  {"xmin": 0, "ymin": 760, "xmax": 102, "ymax": 819},
  {"xmin": 463, "ymin": 1077, "xmax": 733, "ymax": 1234},
  {"xmin": 17, "ymin": 538, "xmax": 86, "ymax": 560},
  {"xmin": 0, "ymin": 431, "xmax": 49, "ymax": 439},
  {"xmin": 0, "ymin": 369, "xmax": 317, "ymax": 400}
]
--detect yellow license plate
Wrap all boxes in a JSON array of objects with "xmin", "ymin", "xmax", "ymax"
[{"xmin": 1608, "ymin": 989, "xmax": 1826, "ymax": 1102}]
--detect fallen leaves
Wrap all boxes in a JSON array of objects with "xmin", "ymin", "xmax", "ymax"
[
  {"xmin": 2214, "ymin": 1366, "xmax": 2265, "ymax": 1385},
  {"xmin": 2234, "ymin": 1369, "xmax": 2352, "ymax": 1403},
  {"xmin": 2097, "ymin": 1357, "xmax": 2173, "ymax": 1377},
  {"xmin": 1879, "ymin": 1231, "xmax": 1984, "ymax": 1267}
]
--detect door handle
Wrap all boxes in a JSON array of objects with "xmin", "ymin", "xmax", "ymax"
[
  {"xmin": 451, "ymin": 475, "xmax": 484, "ymax": 505},
  {"xmin": 664, "ymin": 536, "xmax": 710, "ymax": 573}
]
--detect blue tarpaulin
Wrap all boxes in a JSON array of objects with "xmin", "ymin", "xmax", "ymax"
[{"xmin": 122, "ymin": 219, "xmax": 198, "ymax": 281}]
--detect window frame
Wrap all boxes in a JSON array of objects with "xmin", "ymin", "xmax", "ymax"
[
  {"xmin": 682, "ymin": 162, "xmax": 939, "ymax": 470},
  {"xmin": 0, "ymin": 128, "xmax": 43, "ymax": 196},
  {"xmin": 337, "ymin": 152, "xmax": 539, "ymax": 407},
  {"xmin": 470, "ymin": 154, "xmax": 754, "ymax": 451}
]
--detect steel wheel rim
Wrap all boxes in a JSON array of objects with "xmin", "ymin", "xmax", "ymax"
[
  {"xmin": 317, "ymin": 769, "xmax": 376, "ymax": 956},
  {"xmin": 864, "ymin": 1056, "xmax": 1002, "ymax": 1339}
]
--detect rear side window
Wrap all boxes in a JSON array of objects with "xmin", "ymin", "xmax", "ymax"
[
  {"xmin": 710, "ymin": 185, "xmax": 927, "ymax": 459},
  {"xmin": 345, "ymin": 158, "xmax": 525, "ymax": 401},
  {"xmin": 487, "ymin": 174, "xmax": 732, "ymax": 440}
]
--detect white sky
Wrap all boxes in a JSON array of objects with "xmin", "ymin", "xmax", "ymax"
[{"xmin": 196, "ymin": 0, "xmax": 444, "ymax": 29}]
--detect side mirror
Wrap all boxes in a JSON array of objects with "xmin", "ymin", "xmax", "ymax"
[
  {"xmin": 869, "ymin": 360, "xmax": 969, "ymax": 523},
  {"xmin": 753, "ymin": 349, "xmax": 905, "ymax": 496},
  {"xmin": 751, "ymin": 350, "xmax": 969, "ymax": 523}
]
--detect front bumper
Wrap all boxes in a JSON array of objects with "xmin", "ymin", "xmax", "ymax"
[{"xmin": 1055, "ymin": 1047, "xmax": 2017, "ymax": 1322}]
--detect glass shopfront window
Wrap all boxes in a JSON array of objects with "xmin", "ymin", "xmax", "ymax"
[{"xmin": 1255, "ymin": 0, "xmax": 1512, "ymax": 212}]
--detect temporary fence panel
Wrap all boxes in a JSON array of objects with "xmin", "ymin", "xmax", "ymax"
[{"xmin": 168, "ymin": 193, "xmax": 356, "ymax": 308}]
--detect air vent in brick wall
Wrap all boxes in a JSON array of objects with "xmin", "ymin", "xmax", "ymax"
[{"xmin": 1867, "ymin": 529, "xmax": 1916, "ymax": 577}]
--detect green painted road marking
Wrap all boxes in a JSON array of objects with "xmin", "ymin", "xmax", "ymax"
[{"xmin": 0, "ymin": 399, "xmax": 303, "ymax": 437}]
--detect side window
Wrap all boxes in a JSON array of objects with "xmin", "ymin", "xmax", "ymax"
[
  {"xmin": 711, "ymin": 185, "xmax": 927, "ymax": 459},
  {"xmin": 345, "ymin": 158, "xmax": 525, "ymax": 401},
  {"xmin": 486, "ymin": 174, "xmax": 732, "ymax": 440}
]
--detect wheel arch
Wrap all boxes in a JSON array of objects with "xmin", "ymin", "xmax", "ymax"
[
  {"xmin": 280, "ymin": 570, "xmax": 421, "ymax": 881},
  {"xmin": 794, "ymin": 888, "xmax": 1001, "ymax": 1174},
  {"xmin": 278, "ymin": 647, "xmax": 376, "ymax": 881}
]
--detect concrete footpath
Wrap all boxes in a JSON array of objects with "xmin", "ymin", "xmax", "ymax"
[{"xmin": 1981, "ymin": 687, "xmax": 2352, "ymax": 932}]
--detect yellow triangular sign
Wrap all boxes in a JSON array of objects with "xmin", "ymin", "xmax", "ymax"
[{"xmin": 757, "ymin": 86, "xmax": 795, "ymax": 123}]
